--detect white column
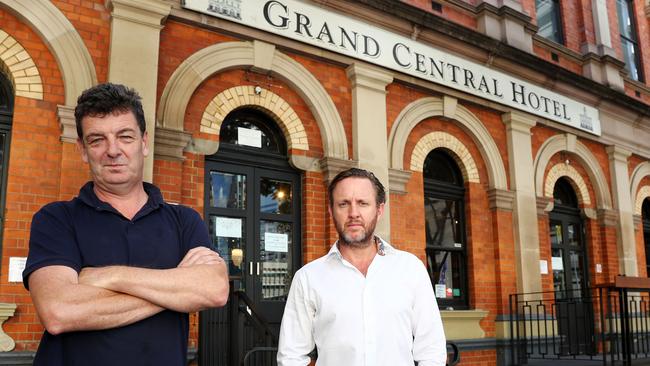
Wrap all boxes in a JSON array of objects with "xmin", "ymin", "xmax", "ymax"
[
  {"xmin": 607, "ymin": 145, "xmax": 638, "ymax": 276},
  {"xmin": 346, "ymin": 63, "xmax": 393, "ymax": 241},
  {"xmin": 592, "ymin": 0, "xmax": 613, "ymax": 52},
  {"xmin": 106, "ymin": 0, "xmax": 171, "ymax": 182},
  {"xmin": 503, "ymin": 112, "xmax": 541, "ymax": 294}
]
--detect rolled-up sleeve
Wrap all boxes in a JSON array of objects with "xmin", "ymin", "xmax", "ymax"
[
  {"xmin": 277, "ymin": 270, "xmax": 315, "ymax": 366},
  {"xmin": 411, "ymin": 261, "xmax": 447, "ymax": 366}
]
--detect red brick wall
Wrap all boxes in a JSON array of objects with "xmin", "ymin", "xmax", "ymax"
[
  {"xmin": 0, "ymin": 7, "xmax": 68, "ymax": 350},
  {"xmin": 52, "ymin": 0, "xmax": 110, "ymax": 83}
]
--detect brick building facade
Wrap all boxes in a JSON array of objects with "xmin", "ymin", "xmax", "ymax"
[{"xmin": 1, "ymin": 0, "xmax": 650, "ymax": 365}]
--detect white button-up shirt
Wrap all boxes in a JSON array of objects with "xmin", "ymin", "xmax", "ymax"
[{"xmin": 277, "ymin": 239, "xmax": 447, "ymax": 366}]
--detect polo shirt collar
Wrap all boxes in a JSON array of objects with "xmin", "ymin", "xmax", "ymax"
[
  {"xmin": 326, "ymin": 236, "xmax": 395, "ymax": 261},
  {"xmin": 77, "ymin": 181, "xmax": 164, "ymax": 213}
]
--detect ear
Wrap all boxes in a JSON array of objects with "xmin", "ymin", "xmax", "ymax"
[
  {"xmin": 142, "ymin": 131, "xmax": 149, "ymax": 157},
  {"xmin": 77, "ymin": 138, "xmax": 88, "ymax": 163},
  {"xmin": 327, "ymin": 204, "xmax": 333, "ymax": 218},
  {"xmin": 376, "ymin": 202, "xmax": 385, "ymax": 219}
]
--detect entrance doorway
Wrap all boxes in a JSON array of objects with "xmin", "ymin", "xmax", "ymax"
[
  {"xmin": 549, "ymin": 177, "xmax": 594, "ymax": 355},
  {"xmin": 199, "ymin": 109, "xmax": 301, "ymax": 366}
]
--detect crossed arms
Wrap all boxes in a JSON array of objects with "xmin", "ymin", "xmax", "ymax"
[{"xmin": 28, "ymin": 246, "xmax": 229, "ymax": 335}]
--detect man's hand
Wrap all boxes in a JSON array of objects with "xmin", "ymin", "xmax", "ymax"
[{"xmin": 178, "ymin": 246, "xmax": 224, "ymax": 268}]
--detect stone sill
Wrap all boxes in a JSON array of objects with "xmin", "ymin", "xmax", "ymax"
[{"xmin": 440, "ymin": 309, "xmax": 489, "ymax": 340}]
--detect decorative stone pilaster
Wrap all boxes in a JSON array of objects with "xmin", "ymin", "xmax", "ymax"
[
  {"xmin": 503, "ymin": 111, "xmax": 541, "ymax": 294},
  {"xmin": 105, "ymin": 0, "xmax": 171, "ymax": 182},
  {"xmin": 388, "ymin": 168, "xmax": 412, "ymax": 195},
  {"xmin": 346, "ymin": 62, "xmax": 393, "ymax": 240},
  {"xmin": 488, "ymin": 188, "xmax": 514, "ymax": 211},
  {"xmin": 0, "ymin": 303, "xmax": 16, "ymax": 351},
  {"xmin": 536, "ymin": 196, "xmax": 553, "ymax": 216},
  {"xmin": 319, "ymin": 157, "xmax": 357, "ymax": 185},
  {"xmin": 153, "ymin": 127, "xmax": 192, "ymax": 161},
  {"xmin": 598, "ymin": 208, "xmax": 618, "ymax": 227},
  {"xmin": 607, "ymin": 145, "xmax": 637, "ymax": 276},
  {"xmin": 57, "ymin": 104, "xmax": 77, "ymax": 143}
]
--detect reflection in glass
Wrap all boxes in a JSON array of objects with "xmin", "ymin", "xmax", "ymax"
[
  {"xmin": 259, "ymin": 220, "xmax": 292, "ymax": 301},
  {"xmin": 427, "ymin": 249, "xmax": 463, "ymax": 300},
  {"xmin": 424, "ymin": 197, "xmax": 460, "ymax": 247},
  {"xmin": 211, "ymin": 215, "xmax": 246, "ymax": 278},
  {"xmin": 210, "ymin": 171, "xmax": 246, "ymax": 209},
  {"xmin": 552, "ymin": 247, "xmax": 566, "ymax": 296},
  {"xmin": 567, "ymin": 223, "xmax": 580, "ymax": 246},
  {"xmin": 260, "ymin": 178, "xmax": 292, "ymax": 214},
  {"xmin": 569, "ymin": 250, "xmax": 584, "ymax": 297},
  {"xmin": 550, "ymin": 223, "xmax": 562, "ymax": 246}
]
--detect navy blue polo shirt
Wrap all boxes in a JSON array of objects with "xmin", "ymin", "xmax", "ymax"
[{"xmin": 23, "ymin": 182, "xmax": 210, "ymax": 366}]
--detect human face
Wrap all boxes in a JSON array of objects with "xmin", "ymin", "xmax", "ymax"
[
  {"xmin": 77, "ymin": 111, "xmax": 148, "ymax": 192},
  {"xmin": 329, "ymin": 177, "xmax": 384, "ymax": 248}
]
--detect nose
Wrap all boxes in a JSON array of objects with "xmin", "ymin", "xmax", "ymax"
[
  {"xmin": 348, "ymin": 202, "xmax": 360, "ymax": 218},
  {"xmin": 106, "ymin": 137, "xmax": 121, "ymax": 158}
]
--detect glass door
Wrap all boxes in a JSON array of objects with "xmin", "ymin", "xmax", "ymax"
[{"xmin": 205, "ymin": 162, "xmax": 300, "ymax": 323}]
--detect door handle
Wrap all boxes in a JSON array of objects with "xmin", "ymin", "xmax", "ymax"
[
  {"xmin": 257, "ymin": 262, "xmax": 261, "ymax": 276},
  {"xmin": 249, "ymin": 261, "xmax": 253, "ymax": 276}
]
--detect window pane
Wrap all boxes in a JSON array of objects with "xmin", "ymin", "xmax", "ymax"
[
  {"xmin": 569, "ymin": 250, "xmax": 585, "ymax": 297},
  {"xmin": 428, "ymin": 250, "xmax": 464, "ymax": 301},
  {"xmin": 536, "ymin": 0, "xmax": 563, "ymax": 43},
  {"xmin": 550, "ymin": 222, "xmax": 563, "ymax": 246},
  {"xmin": 211, "ymin": 215, "xmax": 246, "ymax": 278},
  {"xmin": 209, "ymin": 171, "xmax": 246, "ymax": 209},
  {"xmin": 260, "ymin": 177, "xmax": 292, "ymax": 214},
  {"xmin": 424, "ymin": 197, "xmax": 462, "ymax": 248},
  {"xmin": 616, "ymin": 0, "xmax": 634, "ymax": 38},
  {"xmin": 552, "ymin": 247, "xmax": 566, "ymax": 294},
  {"xmin": 567, "ymin": 223, "xmax": 580, "ymax": 246},
  {"xmin": 621, "ymin": 39, "xmax": 641, "ymax": 81},
  {"xmin": 220, "ymin": 109, "xmax": 284, "ymax": 154},
  {"xmin": 259, "ymin": 220, "xmax": 292, "ymax": 301}
]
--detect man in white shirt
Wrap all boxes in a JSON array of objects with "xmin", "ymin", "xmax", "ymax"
[{"xmin": 277, "ymin": 168, "xmax": 447, "ymax": 366}]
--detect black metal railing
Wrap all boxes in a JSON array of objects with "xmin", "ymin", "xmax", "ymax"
[{"xmin": 509, "ymin": 277, "xmax": 650, "ymax": 366}]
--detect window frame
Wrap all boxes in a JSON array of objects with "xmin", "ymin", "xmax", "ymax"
[
  {"xmin": 536, "ymin": 0, "xmax": 565, "ymax": 45},
  {"xmin": 423, "ymin": 150, "xmax": 469, "ymax": 310},
  {"xmin": 616, "ymin": 0, "xmax": 644, "ymax": 82}
]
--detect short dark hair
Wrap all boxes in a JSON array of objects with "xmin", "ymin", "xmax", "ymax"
[
  {"xmin": 74, "ymin": 83, "xmax": 146, "ymax": 139},
  {"xmin": 328, "ymin": 168, "xmax": 386, "ymax": 206}
]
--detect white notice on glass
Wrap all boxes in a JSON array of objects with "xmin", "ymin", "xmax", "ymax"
[
  {"xmin": 215, "ymin": 217, "xmax": 242, "ymax": 238},
  {"xmin": 264, "ymin": 232, "xmax": 288, "ymax": 252},
  {"xmin": 8, "ymin": 257, "xmax": 26, "ymax": 283},
  {"xmin": 238, "ymin": 127, "xmax": 262, "ymax": 148},
  {"xmin": 551, "ymin": 257, "xmax": 564, "ymax": 271},
  {"xmin": 434, "ymin": 284, "xmax": 446, "ymax": 298},
  {"xmin": 539, "ymin": 260, "xmax": 548, "ymax": 275}
]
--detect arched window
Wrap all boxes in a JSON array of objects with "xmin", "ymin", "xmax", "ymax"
[
  {"xmin": 642, "ymin": 199, "xmax": 650, "ymax": 276},
  {"xmin": 218, "ymin": 108, "xmax": 286, "ymax": 156},
  {"xmin": 423, "ymin": 149, "xmax": 468, "ymax": 310},
  {"xmin": 0, "ymin": 72, "xmax": 13, "ymax": 251}
]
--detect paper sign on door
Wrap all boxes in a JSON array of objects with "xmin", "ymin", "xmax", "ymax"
[
  {"xmin": 265, "ymin": 232, "xmax": 288, "ymax": 252},
  {"xmin": 215, "ymin": 217, "xmax": 242, "ymax": 238}
]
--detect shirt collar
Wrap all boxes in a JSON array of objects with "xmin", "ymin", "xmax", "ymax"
[
  {"xmin": 326, "ymin": 236, "xmax": 396, "ymax": 261},
  {"xmin": 77, "ymin": 181, "xmax": 164, "ymax": 212}
]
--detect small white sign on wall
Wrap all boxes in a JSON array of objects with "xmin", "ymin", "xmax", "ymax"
[
  {"xmin": 552, "ymin": 257, "xmax": 564, "ymax": 271},
  {"xmin": 8, "ymin": 257, "xmax": 26, "ymax": 283}
]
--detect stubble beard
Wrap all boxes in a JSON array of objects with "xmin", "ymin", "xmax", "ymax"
[{"xmin": 336, "ymin": 215, "xmax": 379, "ymax": 249}]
